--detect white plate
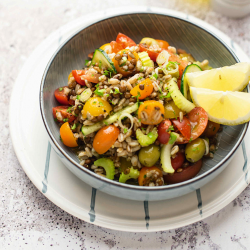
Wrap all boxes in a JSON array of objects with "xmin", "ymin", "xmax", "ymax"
[{"xmin": 9, "ymin": 7, "xmax": 250, "ymax": 232}]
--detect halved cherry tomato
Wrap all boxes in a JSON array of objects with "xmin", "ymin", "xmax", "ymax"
[
  {"xmin": 164, "ymin": 159, "xmax": 202, "ymax": 184},
  {"xmin": 139, "ymin": 43, "xmax": 161, "ymax": 62},
  {"xmin": 54, "ymin": 87, "xmax": 69, "ymax": 105},
  {"xmin": 110, "ymin": 41, "xmax": 124, "ymax": 53},
  {"xmin": 100, "ymin": 43, "xmax": 112, "ymax": 54},
  {"xmin": 203, "ymin": 121, "xmax": 220, "ymax": 138},
  {"xmin": 167, "ymin": 51, "xmax": 188, "ymax": 79},
  {"xmin": 116, "ymin": 33, "xmax": 136, "ymax": 48},
  {"xmin": 155, "ymin": 39, "xmax": 169, "ymax": 49},
  {"xmin": 130, "ymin": 78, "xmax": 153, "ymax": 100},
  {"xmin": 72, "ymin": 70, "xmax": 86, "ymax": 85},
  {"xmin": 188, "ymin": 107, "xmax": 208, "ymax": 141},
  {"xmin": 112, "ymin": 49, "xmax": 139, "ymax": 77},
  {"xmin": 138, "ymin": 101, "xmax": 165, "ymax": 125},
  {"xmin": 138, "ymin": 166, "xmax": 163, "ymax": 186},
  {"xmin": 172, "ymin": 117, "xmax": 191, "ymax": 141},
  {"xmin": 171, "ymin": 152, "xmax": 185, "ymax": 171},
  {"xmin": 54, "ymin": 86, "xmax": 74, "ymax": 106},
  {"xmin": 82, "ymin": 71, "xmax": 101, "ymax": 84},
  {"xmin": 52, "ymin": 106, "xmax": 76, "ymax": 123},
  {"xmin": 157, "ymin": 119, "xmax": 172, "ymax": 144},
  {"xmin": 60, "ymin": 122, "xmax": 78, "ymax": 147},
  {"xmin": 81, "ymin": 97, "xmax": 112, "ymax": 119},
  {"xmin": 93, "ymin": 125, "xmax": 120, "ymax": 154}
]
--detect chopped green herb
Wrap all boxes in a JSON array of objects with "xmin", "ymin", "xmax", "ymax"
[
  {"xmin": 141, "ymin": 127, "xmax": 146, "ymax": 131},
  {"xmin": 189, "ymin": 137, "xmax": 193, "ymax": 143},
  {"xmin": 54, "ymin": 118, "xmax": 58, "ymax": 122},
  {"xmin": 114, "ymin": 88, "xmax": 121, "ymax": 94},
  {"xmin": 93, "ymin": 101, "xmax": 96, "ymax": 104},
  {"xmin": 110, "ymin": 89, "xmax": 113, "ymax": 94},
  {"xmin": 137, "ymin": 76, "xmax": 143, "ymax": 81},
  {"xmin": 94, "ymin": 88, "xmax": 105, "ymax": 96},
  {"xmin": 192, "ymin": 147, "xmax": 199, "ymax": 151},
  {"xmin": 71, "ymin": 124, "xmax": 76, "ymax": 130},
  {"xmin": 153, "ymin": 73, "xmax": 158, "ymax": 79},
  {"xmin": 99, "ymin": 102, "xmax": 104, "ymax": 106},
  {"xmin": 104, "ymin": 121, "xmax": 108, "ymax": 126},
  {"xmin": 124, "ymin": 128, "xmax": 128, "ymax": 133},
  {"xmin": 76, "ymin": 95, "xmax": 80, "ymax": 100},
  {"xmin": 144, "ymin": 174, "xmax": 146, "ymax": 178},
  {"xmin": 59, "ymin": 87, "xmax": 63, "ymax": 91},
  {"xmin": 136, "ymin": 91, "xmax": 141, "ymax": 102},
  {"xmin": 85, "ymin": 59, "xmax": 90, "ymax": 66},
  {"xmin": 140, "ymin": 68, "xmax": 144, "ymax": 72},
  {"xmin": 166, "ymin": 91, "xmax": 172, "ymax": 98},
  {"xmin": 168, "ymin": 133, "xmax": 177, "ymax": 144},
  {"xmin": 63, "ymin": 118, "xmax": 68, "ymax": 122},
  {"xmin": 67, "ymin": 107, "xmax": 72, "ymax": 113},
  {"xmin": 60, "ymin": 135, "xmax": 63, "ymax": 142},
  {"xmin": 119, "ymin": 62, "xmax": 126, "ymax": 67},
  {"xmin": 213, "ymin": 127, "xmax": 216, "ymax": 131},
  {"xmin": 103, "ymin": 69, "xmax": 114, "ymax": 78},
  {"xmin": 167, "ymin": 125, "xmax": 174, "ymax": 132}
]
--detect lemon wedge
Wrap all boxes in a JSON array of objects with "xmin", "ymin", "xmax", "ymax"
[
  {"xmin": 186, "ymin": 62, "xmax": 250, "ymax": 92},
  {"xmin": 190, "ymin": 87, "xmax": 250, "ymax": 125}
]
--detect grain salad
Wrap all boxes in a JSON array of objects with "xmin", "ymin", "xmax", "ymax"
[{"xmin": 52, "ymin": 33, "xmax": 222, "ymax": 186}]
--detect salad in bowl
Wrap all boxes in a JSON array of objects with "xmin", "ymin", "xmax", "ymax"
[{"xmin": 52, "ymin": 33, "xmax": 250, "ymax": 187}]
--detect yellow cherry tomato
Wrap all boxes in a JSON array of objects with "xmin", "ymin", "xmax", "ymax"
[
  {"xmin": 100, "ymin": 43, "xmax": 112, "ymax": 54},
  {"xmin": 130, "ymin": 78, "xmax": 153, "ymax": 100},
  {"xmin": 112, "ymin": 49, "xmax": 139, "ymax": 77},
  {"xmin": 60, "ymin": 122, "xmax": 78, "ymax": 147},
  {"xmin": 82, "ymin": 97, "xmax": 112, "ymax": 118},
  {"xmin": 138, "ymin": 100, "xmax": 165, "ymax": 125}
]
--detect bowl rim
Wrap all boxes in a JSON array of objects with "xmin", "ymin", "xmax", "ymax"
[{"xmin": 40, "ymin": 11, "xmax": 249, "ymax": 191}]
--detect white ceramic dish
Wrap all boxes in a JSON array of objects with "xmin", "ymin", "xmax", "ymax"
[{"xmin": 10, "ymin": 7, "xmax": 250, "ymax": 232}]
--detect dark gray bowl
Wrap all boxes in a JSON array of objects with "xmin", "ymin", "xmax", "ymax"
[{"xmin": 40, "ymin": 12, "xmax": 248, "ymax": 201}]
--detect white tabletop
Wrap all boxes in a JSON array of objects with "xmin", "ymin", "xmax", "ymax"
[{"xmin": 2, "ymin": 0, "xmax": 250, "ymax": 249}]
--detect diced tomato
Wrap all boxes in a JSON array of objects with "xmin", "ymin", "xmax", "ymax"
[
  {"xmin": 157, "ymin": 119, "xmax": 172, "ymax": 144},
  {"xmin": 54, "ymin": 87, "xmax": 70, "ymax": 105},
  {"xmin": 88, "ymin": 52, "xmax": 94, "ymax": 59},
  {"xmin": 139, "ymin": 43, "xmax": 161, "ymax": 62},
  {"xmin": 72, "ymin": 70, "xmax": 86, "ymax": 86},
  {"xmin": 116, "ymin": 33, "xmax": 137, "ymax": 48},
  {"xmin": 110, "ymin": 41, "xmax": 124, "ymax": 53},
  {"xmin": 52, "ymin": 106, "xmax": 76, "ymax": 124},
  {"xmin": 172, "ymin": 116, "xmax": 191, "ymax": 141}
]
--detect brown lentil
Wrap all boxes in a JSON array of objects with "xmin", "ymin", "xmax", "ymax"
[
  {"xmin": 119, "ymin": 86, "xmax": 127, "ymax": 93},
  {"xmin": 115, "ymin": 54, "xmax": 122, "ymax": 61},
  {"xmin": 97, "ymin": 114, "xmax": 104, "ymax": 121},
  {"xmin": 128, "ymin": 63, "xmax": 135, "ymax": 70},
  {"xmin": 139, "ymin": 84, "xmax": 144, "ymax": 90}
]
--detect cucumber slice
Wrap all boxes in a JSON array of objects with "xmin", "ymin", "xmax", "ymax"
[
  {"xmin": 138, "ymin": 52, "xmax": 154, "ymax": 67},
  {"xmin": 81, "ymin": 103, "xmax": 138, "ymax": 135},
  {"xmin": 79, "ymin": 88, "xmax": 92, "ymax": 103},
  {"xmin": 91, "ymin": 48, "xmax": 117, "ymax": 74},
  {"xmin": 136, "ymin": 127, "xmax": 158, "ymax": 147},
  {"xmin": 181, "ymin": 64, "xmax": 202, "ymax": 101},
  {"xmin": 168, "ymin": 78, "xmax": 195, "ymax": 113},
  {"xmin": 161, "ymin": 132, "xmax": 179, "ymax": 173},
  {"xmin": 140, "ymin": 37, "xmax": 159, "ymax": 46}
]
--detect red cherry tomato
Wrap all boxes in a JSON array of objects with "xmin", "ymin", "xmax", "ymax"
[
  {"xmin": 54, "ymin": 87, "xmax": 69, "ymax": 105},
  {"xmin": 93, "ymin": 125, "xmax": 120, "ymax": 154},
  {"xmin": 116, "ymin": 33, "xmax": 136, "ymax": 48},
  {"xmin": 138, "ymin": 167, "xmax": 163, "ymax": 186},
  {"xmin": 52, "ymin": 106, "xmax": 76, "ymax": 123},
  {"xmin": 164, "ymin": 159, "xmax": 202, "ymax": 184},
  {"xmin": 203, "ymin": 121, "xmax": 220, "ymax": 138},
  {"xmin": 172, "ymin": 117, "xmax": 191, "ymax": 140},
  {"xmin": 110, "ymin": 41, "xmax": 124, "ymax": 53},
  {"xmin": 155, "ymin": 39, "xmax": 169, "ymax": 49},
  {"xmin": 54, "ymin": 86, "xmax": 74, "ymax": 106},
  {"xmin": 139, "ymin": 43, "xmax": 161, "ymax": 62},
  {"xmin": 171, "ymin": 152, "xmax": 185, "ymax": 171},
  {"xmin": 72, "ymin": 70, "xmax": 86, "ymax": 86},
  {"xmin": 188, "ymin": 107, "xmax": 208, "ymax": 141},
  {"xmin": 82, "ymin": 71, "xmax": 101, "ymax": 84},
  {"xmin": 158, "ymin": 119, "xmax": 172, "ymax": 144}
]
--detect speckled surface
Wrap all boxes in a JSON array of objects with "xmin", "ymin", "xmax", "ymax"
[{"xmin": 1, "ymin": 0, "xmax": 250, "ymax": 249}]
